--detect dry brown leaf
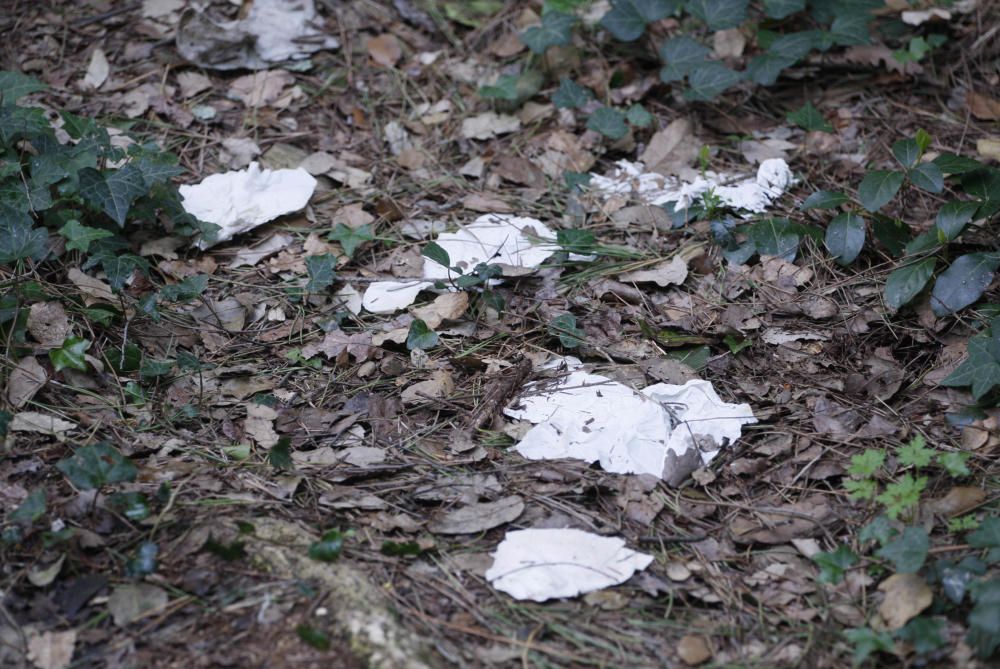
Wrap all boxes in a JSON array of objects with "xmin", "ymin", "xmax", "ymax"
[
  {"xmin": 244, "ymin": 402, "xmax": 279, "ymax": 448},
  {"xmin": 843, "ymin": 45, "xmax": 922, "ymax": 74},
  {"xmin": 108, "ymin": 583, "xmax": 169, "ymax": 627},
  {"xmin": 401, "ymin": 370, "xmax": 454, "ymax": 404},
  {"xmin": 411, "ymin": 292, "xmax": 469, "ymax": 328},
  {"xmin": 331, "ymin": 203, "xmax": 375, "ymax": 230},
  {"xmin": 713, "ymin": 29, "xmax": 746, "ymax": 58},
  {"xmin": 968, "ymin": 91, "xmax": 1000, "ymax": 120},
  {"xmin": 301, "ymin": 330, "xmax": 375, "ymax": 363},
  {"xmin": 729, "ymin": 496, "xmax": 832, "ymax": 544},
  {"xmin": 640, "ymin": 118, "xmax": 701, "ymax": 177},
  {"xmin": 677, "ymin": 634, "xmax": 713, "ymax": 666},
  {"xmin": 229, "ymin": 70, "xmax": 294, "ymax": 108},
  {"xmin": 462, "ymin": 193, "xmax": 513, "ymax": 213},
  {"xmin": 82, "ymin": 48, "xmax": 110, "ymax": 90},
  {"xmin": 27, "ymin": 629, "xmax": 77, "ymax": 669},
  {"xmin": 176, "ymin": 70, "xmax": 213, "ymax": 98},
  {"xmin": 11, "ymin": 411, "xmax": 77, "ymax": 437},
  {"xmin": 977, "ymin": 137, "xmax": 1000, "ymax": 162},
  {"xmin": 878, "ymin": 573, "xmax": 932, "ymax": 630},
  {"xmin": 229, "ymin": 232, "xmax": 294, "ymax": 269},
  {"xmin": 493, "ymin": 155, "xmax": 546, "ymax": 188},
  {"xmin": 7, "ymin": 356, "xmax": 47, "ymax": 408},
  {"xmin": 427, "ymin": 495, "xmax": 524, "ymax": 534},
  {"xmin": 618, "ymin": 256, "xmax": 688, "ymax": 287},
  {"xmin": 367, "ymin": 34, "xmax": 402, "ymax": 67},
  {"xmin": 461, "ymin": 112, "xmax": 521, "ymax": 141},
  {"xmin": 27, "ymin": 302, "xmax": 71, "ymax": 348},
  {"xmin": 927, "ymin": 486, "xmax": 986, "ymax": 517}
]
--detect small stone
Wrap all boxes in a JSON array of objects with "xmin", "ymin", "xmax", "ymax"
[{"xmin": 677, "ymin": 634, "xmax": 712, "ymax": 666}]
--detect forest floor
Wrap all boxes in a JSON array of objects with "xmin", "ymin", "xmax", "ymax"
[{"xmin": 2, "ymin": 1, "xmax": 1000, "ymax": 668}]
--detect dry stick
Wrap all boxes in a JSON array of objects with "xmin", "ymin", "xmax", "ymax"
[{"xmin": 71, "ymin": 2, "xmax": 141, "ymax": 28}]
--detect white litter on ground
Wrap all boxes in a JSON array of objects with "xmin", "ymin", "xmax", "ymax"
[
  {"xmin": 362, "ymin": 214, "xmax": 561, "ymax": 312},
  {"xmin": 588, "ymin": 158, "xmax": 793, "ymax": 214},
  {"xmin": 504, "ymin": 358, "xmax": 756, "ymax": 480},
  {"xmin": 180, "ymin": 162, "xmax": 316, "ymax": 249},
  {"xmin": 485, "ymin": 528, "xmax": 653, "ymax": 602},
  {"xmin": 176, "ymin": 0, "xmax": 340, "ymax": 70}
]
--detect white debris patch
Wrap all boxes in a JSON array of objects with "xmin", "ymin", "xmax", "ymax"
[
  {"xmin": 180, "ymin": 162, "xmax": 316, "ymax": 249},
  {"xmin": 362, "ymin": 214, "xmax": 561, "ymax": 312},
  {"xmin": 589, "ymin": 158, "xmax": 793, "ymax": 214},
  {"xmin": 485, "ymin": 529, "xmax": 653, "ymax": 602},
  {"xmin": 504, "ymin": 359, "xmax": 756, "ymax": 479}
]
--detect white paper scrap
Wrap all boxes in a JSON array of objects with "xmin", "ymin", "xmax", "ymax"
[
  {"xmin": 504, "ymin": 362, "xmax": 756, "ymax": 478},
  {"xmin": 485, "ymin": 529, "xmax": 653, "ymax": 602},
  {"xmin": 589, "ymin": 158, "xmax": 793, "ymax": 214},
  {"xmin": 180, "ymin": 162, "xmax": 316, "ymax": 249},
  {"xmin": 362, "ymin": 214, "xmax": 561, "ymax": 313}
]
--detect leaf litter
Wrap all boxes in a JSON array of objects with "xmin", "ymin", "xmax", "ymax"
[{"xmin": 6, "ymin": 1, "xmax": 1000, "ymax": 667}]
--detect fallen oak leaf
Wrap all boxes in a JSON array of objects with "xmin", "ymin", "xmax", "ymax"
[{"xmin": 301, "ymin": 330, "xmax": 375, "ymax": 363}]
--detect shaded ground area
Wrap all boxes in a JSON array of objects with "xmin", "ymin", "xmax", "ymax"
[{"xmin": 2, "ymin": 1, "xmax": 1000, "ymax": 667}]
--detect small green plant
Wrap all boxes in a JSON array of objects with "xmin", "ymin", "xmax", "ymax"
[{"xmin": 421, "ymin": 241, "xmax": 504, "ymax": 312}]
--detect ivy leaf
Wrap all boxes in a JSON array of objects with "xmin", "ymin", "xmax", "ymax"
[
  {"xmin": 876, "ymin": 526, "xmax": 929, "ymax": 572},
  {"xmin": 269, "ymin": 436, "xmax": 293, "ymax": 470},
  {"xmin": 552, "ymin": 78, "xmax": 593, "ymax": 109},
  {"xmin": 297, "ymin": 625, "xmax": 331, "ymax": 650},
  {"xmin": 825, "ymin": 212, "xmax": 865, "ymax": 265},
  {"xmin": 967, "ymin": 580, "xmax": 1000, "ymax": 657},
  {"xmin": 909, "ymin": 162, "xmax": 944, "ymax": 193},
  {"xmin": 406, "ymin": 319, "xmax": 439, "ymax": 351},
  {"xmin": 78, "ymin": 165, "xmax": 147, "ymax": 227},
  {"xmin": 897, "ymin": 434, "xmax": 933, "ymax": 468},
  {"xmin": 658, "ymin": 36, "xmax": 710, "ymax": 82},
  {"xmin": 859, "ymin": 515, "xmax": 896, "ymax": 546},
  {"xmin": 0, "ymin": 71, "xmax": 48, "ymax": 105},
  {"xmin": 684, "ymin": 61, "xmax": 741, "ymax": 101},
  {"xmin": 548, "ymin": 313, "xmax": 585, "ymax": 348},
  {"xmin": 812, "ymin": 544, "xmax": 858, "ymax": 584},
  {"xmin": 309, "ymin": 529, "xmax": 345, "ymax": 562},
  {"xmin": 49, "ymin": 336, "xmax": 91, "ymax": 372},
  {"xmin": 305, "ymin": 254, "xmax": 337, "ymax": 293},
  {"xmin": 941, "ymin": 336, "xmax": 1000, "ymax": 400},
  {"xmin": 745, "ymin": 53, "xmax": 797, "ymax": 86},
  {"xmin": 830, "ymin": 13, "xmax": 871, "ymax": 46},
  {"xmin": 935, "ymin": 201, "xmax": 979, "ymax": 240},
  {"xmin": 858, "ymin": 170, "xmax": 905, "ymax": 212},
  {"xmin": 56, "ymin": 442, "xmax": 137, "ymax": 491},
  {"xmin": 0, "ymin": 206, "xmax": 48, "ymax": 264},
  {"xmin": 9, "ymin": 489, "xmax": 46, "ymax": 524},
  {"xmin": 884, "ymin": 256, "xmax": 935, "ymax": 311},
  {"xmin": 421, "ymin": 241, "xmax": 451, "ymax": 269},
  {"xmin": 762, "ymin": 0, "xmax": 805, "ymax": 19},
  {"xmin": 686, "ymin": 0, "xmax": 748, "ymax": 30},
  {"xmin": 801, "ymin": 190, "xmax": 847, "ymax": 209},
  {"xmin": 108, "ymin": 491, "xmax": 151, "ymax": 521},
  {"xmin": 748, "ymin": 218, "xmax": 799, "ymax": 260},
  {"xmin": 844, "ymin": 628, "xmax": 894, "ymax": 665},
  {"xmin": 521, "ymin": 11, "xmax": 578, "ymax": 53},
  {"xmin": 892, "ymin": 138, "xmax": 921, "ymax": 169},
  {"xmin": 930, "ymin": 252, "xmax": 1000, "ymax": 316},
  {"xmin": 57, "ymin": 219, "xmax": 114, "ymax": 253},
  {"xmin": 600, "ymin": 0, "xmax": 678, "ymax": 41},
  {"xmin": 587, "ymin": 107, "xmax": 628, "ymax": 140},
  {"xmin": 328, "ymin": 223, "xmax": 373, "ymax": 258},
  {"xmin": 967, "ymin": 517, "xmax": 1000, "ymax": 553},
  {"xmin": 625, "ymin": 103, "xmax": 653, "ymax": 128},
  {"xmin": 159, "ymin": 274, "xmax": 208, "ymax": 302}
]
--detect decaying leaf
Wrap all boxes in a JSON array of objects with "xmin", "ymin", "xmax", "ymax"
[
  {"xmin": 428, "ymin": 495, "xmax": 524, "ymax": 535},
  {"xmin": 6, "ymin": 356, "xmax": 47, "ymax": 408},
  {"xmin": 26, "ymin": 629, "xmax": 76, "ymax": 669},
  {"xmin": 878, "ymin": 573, "xmax": 932, "ymax": 630}
]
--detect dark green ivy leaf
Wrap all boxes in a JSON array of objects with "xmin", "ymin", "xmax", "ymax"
[
  {"xmin": 305, "ymin": 254, "xmax": 337, "ymax": 293},
  {"xmin": 422, "ymin": 241, "xmax": 451, "ymax": 269},
  {"xmin": 159, "ymin": 274, "xmax": 208, "ymax": 302},
  {"xmin": 521, "ymin": 11, "xmax": 578, "ymax": 53},
  {"xmin": 58, "ymin": 219, "xmax": 114, "ymax": 253},
  {"xmin": 745, "ymin": 53, "xmax": 797, "ymax": 86},
  {"xmin": 892, "ymin": 138, "xmax": 921, "ymax": 169},
  {"xmin": 625, "ymin": 103, "xmax": 653, "ymax": 127},
  {"xmin": 935, "ymin": 200, "xmax": 980, "ymax": 240},
  {"xmin": 9, "ymin": 488, "xmax": 46, "ymax": 524},
  {"xmin": 406, "ymin": 318, "xmax": 439, "ymax": 351},
  {"xmin": 686, "ymin": 0, "xmax": 748, "ymax": 30},
  {"xmin": 56, "ymin": 442, "xmax": 137, "ymax": 491},
  {"xmin": 0, "ymin": 205, "xmax": 47, "ymax": 264},
  {"xmin": 801, "ymin": 190, "xmax": 847, "ymax": 209},
  {"xmin": 601, "ymin": 0, "xmax": 678, "ymax": 41},
  {"xmin": 876, "ymin": 526, "xmax": 929, "ymax": 573},
  {"xmin": 0, "ymin": 71, "xmax": 48, "ymax": 105},
  {"xmin": 940, "ymin": 336, "xmax": 1000, "ymax": 400},
  {"xmin": 933, "ymin": 153, "xmax": 982, "ymax": 174},
  {"xmin": 548, "ymin": 313, "xmax": 584, "ymax": 348},
  {"xmin": 762, "ymin": 0, "xmax": 805, "ymax": 19},
  {"xmin": 909, "ymin": 162, "xmax": 944, "ymax": 193},
  {"xmin": 328, "ymin": 223, "xmax": 374, "ymax": 258},
  {"xmin": 812, "ymin": 544, "xmax": 858, "ymax": 584},
  {"xmin": 108, "ymin": 492, "xmax": 151, "ymax": 521},
  {"xmin": 844, "ymin": 628, "xmax": 894, "ymax": 665},
  {"xmin": 749, "ymin": 218, "xmax": 799, "ymax": 260},
  {"xmin": 269, "ymin": 436, "xmax": 293, "ymax": 470},
  {"xmin": 309, "ymin": 529, "xmax": 345, "ymax": 562},
  {"xmin": 49, "ymin": 336, "xmax": 91, "ymax": 372},
  {"xmin": 658, "ymin": 36, "xmax": 710, "ymax": 82},
  {"xmin": 587, "ymin": 107, "xmax": 629, "ymax": 140},
  {"xmin": 684, "ymin": 61, "xmax": 741, "ymax": 101},
  {"xmin": 552, "ymin": 78, "xmax": 593, "ymax": 109}
]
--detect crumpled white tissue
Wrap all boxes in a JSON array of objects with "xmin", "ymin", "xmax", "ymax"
[
  {"xmin": 362, "ymin": 214, "xmax": 561, "ymax": 312},
  {"xmin": 504, "ymin": 358, "xmax": 756, "ymax": 478},
  {"xmin": 485, "ymin": 528, "xmax": 653, "ymax": 602},
  {"xmin": 589, "ymin": 158, "xmax": 793, "ymax": 214},
  {"xmin": 180, "ymin": 162, "xmax": 316, "ymax": 249}
]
